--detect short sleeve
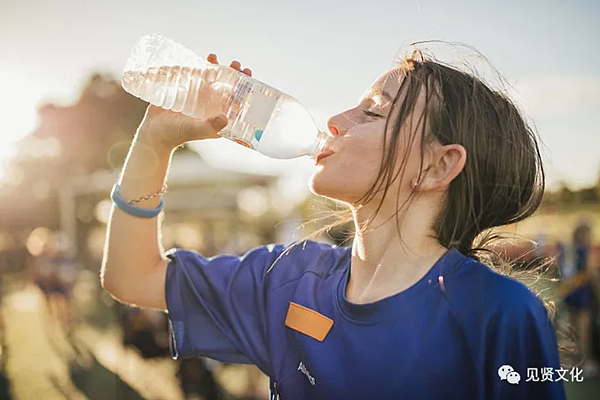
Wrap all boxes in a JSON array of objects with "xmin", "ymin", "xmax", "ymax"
[
  {"xmin": 164, "ymin": 243, "xmax": 285, "ymax": 376},
  {"xmin": 486, "ymin": 295, "xmax": 567, "ymax": 400}
]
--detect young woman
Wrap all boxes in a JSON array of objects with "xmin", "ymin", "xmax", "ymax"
[{"xmin": 101, "ymin": 50, "xmax": 567, "ymax": 399}]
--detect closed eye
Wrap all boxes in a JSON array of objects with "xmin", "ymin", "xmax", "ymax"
[{"xmin": 363, "ymin": 110, "xmax": 384, "ymax": 118}]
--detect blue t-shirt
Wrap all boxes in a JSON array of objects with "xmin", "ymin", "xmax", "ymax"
[{"xmin": 164, "ymin": 240, "xmax": 566, "ymax": 400}]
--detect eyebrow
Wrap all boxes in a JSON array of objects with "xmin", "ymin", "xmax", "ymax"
[
  {"xmin": 373, "ymin": 89, "xmax": 394, "ymax": 103},
  {"xmin": 364, "ymin": 88, "xmax": 394, "ymax": 108},
  {"xmin": 358, "ymin": 87, "xmax": 396, "ymax": 108}
]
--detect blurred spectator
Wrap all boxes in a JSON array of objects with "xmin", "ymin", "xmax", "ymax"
[
  {"xmin": 0, "ymin": 261, "xmax": 13, "ymax": 399},
  {"xmin": 555, "ymin": 240, "xmax": 570, "ymax": 279},
  {"xmin": 26, "ymin": 229, "xmax": 78, "ymax": 335},
  {"xmin": 120, "ymin": 306, "xmax": 170, "ymax": 359},
  {"xmin": 531, "ymin": 230, "xmax": 549, "ymax": 264},
  {"xmin": 561, "ymin": 221, "xmax": 600, "ymax": 377},
  {"xmin": 177, "ymin": 357, "xmax": 222, "ymax": 400}
]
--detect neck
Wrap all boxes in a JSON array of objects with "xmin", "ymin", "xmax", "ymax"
[{"xmin": 346, "ymin": 198, "xmax": 447, "ymax": 304}]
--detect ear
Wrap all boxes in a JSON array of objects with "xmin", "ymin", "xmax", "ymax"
[{"xmin": 420, "ymin": 144, "xmax": 466, "ymax": 191}]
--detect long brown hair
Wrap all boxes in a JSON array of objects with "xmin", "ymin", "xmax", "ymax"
[{"xmin": 270, "ymin": 44, "xmax": 574, "ymax": 363}]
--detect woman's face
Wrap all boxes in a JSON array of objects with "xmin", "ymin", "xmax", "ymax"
[{"xmin": 309, "ymin": 68, "xmax": 427, "ymax": 206}]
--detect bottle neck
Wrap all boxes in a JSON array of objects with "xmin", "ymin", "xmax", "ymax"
[{"xmin": 309, "ymin": 130, "xmax": 331, "ymax": 161}]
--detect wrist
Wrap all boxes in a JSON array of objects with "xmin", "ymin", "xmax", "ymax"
[
  {"xmin": 135, "ymin": 124, "xmax": 178, "ymax": 157},
  {"xmin": 120, "ymin": 130, "xmax": 173, "ymax": 186}
]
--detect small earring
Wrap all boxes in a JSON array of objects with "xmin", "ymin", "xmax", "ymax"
[{"xmin": 412, "ymin": 179, "xmax": 418, "ymax": 188}]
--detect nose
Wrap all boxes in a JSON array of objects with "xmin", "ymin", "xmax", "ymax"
[
  {"xmin": 327, "ymin": 113, "xmax": 347, "ymax": 137},
  {"xmin": 328, "ymin": 124, "xmax": 340, "ymax": 136}
]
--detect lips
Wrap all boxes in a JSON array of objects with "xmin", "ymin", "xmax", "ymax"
[{"xmin": 315, "ymin": 150, "xmax": 334, "ymax": 164}]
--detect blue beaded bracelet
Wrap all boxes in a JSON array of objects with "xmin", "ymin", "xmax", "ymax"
[{"xmin": 111, "ymin": 183, "xmax": 164, "ymax": 219}]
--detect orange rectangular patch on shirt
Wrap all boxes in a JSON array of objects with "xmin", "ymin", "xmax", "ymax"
[{"xmin": 284, "ymin": 302, "xmax": 333, "ymax": 342}]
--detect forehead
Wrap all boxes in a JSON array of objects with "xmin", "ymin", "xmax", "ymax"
[{"xmin": 361, "ymin": 68, "xmax": 405, "ymax": 101}]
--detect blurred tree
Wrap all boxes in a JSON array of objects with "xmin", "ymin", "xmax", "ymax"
[
  {"xmin": 557, "ymin": 182, "xmax": 576, "ymax": 206},
  {"xmin": 0, "ymin": 73, "xmax": 147, "ymax": 243},
  {"xmin": 541, "ymin": 177, "xmax": 600, "ymax": 207},
  {"xmin": 579, "ymin": 186, "xmax": 599, "ymax": 204},
  {"xmin": 596, "ymin": 167, "xmax": 600, "ymax": 201},
  {"xmin": 32, "ymin": 73, "xmax": 148, "ymax": 173}
]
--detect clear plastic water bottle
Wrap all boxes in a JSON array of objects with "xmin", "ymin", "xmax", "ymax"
[{"xmin": 121, "ymin": 33, "xmax": 331, "ymax": 160}]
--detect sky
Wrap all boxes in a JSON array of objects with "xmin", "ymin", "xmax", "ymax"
[{"xmin": 1, "ymin": 0, "xmax": 599, "ymax": 191}]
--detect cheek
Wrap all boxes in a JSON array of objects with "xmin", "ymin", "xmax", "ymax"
[
  {"xmin": 309, "ymin": 138, "xmax": 383, "ymax": 201},
  {"xmin": 334, "ymin": 133, "xmax": 383, "ymax": 177}
]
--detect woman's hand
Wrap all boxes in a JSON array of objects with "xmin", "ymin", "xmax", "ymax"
[{"xmin": 136, "ymin": 54, "xmax": 253, "ymax": 153}]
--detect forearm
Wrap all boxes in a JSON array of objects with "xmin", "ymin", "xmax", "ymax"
[{"xmin": 100, "ymin": 126, "xmax": 175, "ymax": 292}]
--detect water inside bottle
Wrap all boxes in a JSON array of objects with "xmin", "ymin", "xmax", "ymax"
[
  {"xmin": 122, "ymin": 65, "xmax": 236, "ymax": 119},
  {"xmin": 123, "ymin": 65, "xmax": 323, "ymax": 159}
]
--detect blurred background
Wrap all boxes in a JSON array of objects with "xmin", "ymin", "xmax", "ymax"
[{"xmin": 0, "ymin": 0, "xmax": 599, "ymax": 399}]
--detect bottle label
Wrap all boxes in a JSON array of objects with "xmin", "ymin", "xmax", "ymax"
[
  {"xmin": 231, "ymin": 78, "xmax": 278, "ymax": 147},
  {"xmin": 244, "ymin": 91, "xmax": 277, "ymax": 132}
]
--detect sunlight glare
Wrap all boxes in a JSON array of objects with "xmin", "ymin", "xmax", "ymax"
[{"xmin": 0, "ymin": 68, "xmax": 45, "ymax": 181}]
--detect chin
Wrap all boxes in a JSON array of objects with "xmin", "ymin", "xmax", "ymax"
[
  {"xmin": 309, "ymin": 170, "xmax": 336, "ymax": 197},
  {"xmin": 308, "ymin": 171, "xmax": 355, "ymax": 204},
  {"xmin": 308, "ymin": 172, "xmax": 325, "ymax": 195}
]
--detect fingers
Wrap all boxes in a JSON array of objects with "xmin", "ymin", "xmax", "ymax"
[
  {"xmin": 205, "ymin": 54, "xmax": 253, "ymax": 76},
  {"xmin": 207, "ymin": 53, "xmax": 218, "ymax": 64},
  {"xmin": 231, "ymin": 61, "xmax": 252, "ymax": 76},
  {"xmin": 178, "ymin": 114, "xmax": 228, "ymax": 142}
]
